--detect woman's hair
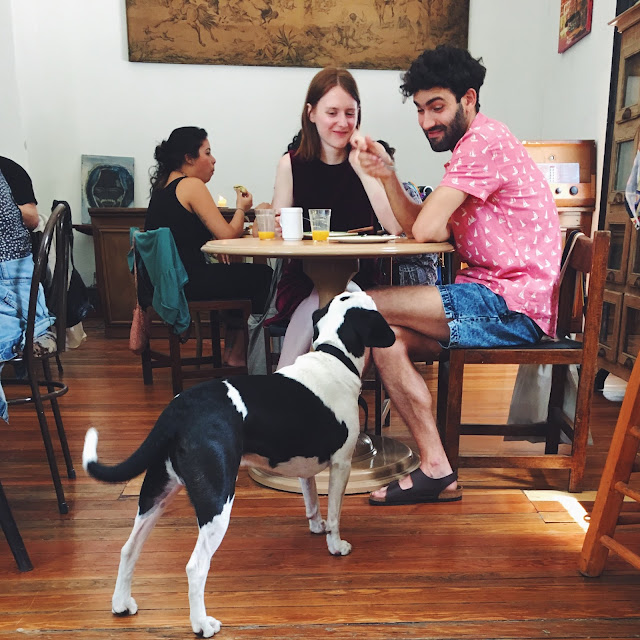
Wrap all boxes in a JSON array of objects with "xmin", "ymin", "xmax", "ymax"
[
  {"xmin": 150, "ymin": 126, "xmax": 207, "ymax": 193},
  {"xmin": 400, "ymin": 45, "xmax": 486, "ymax": 113},
  {"xmin": 295, "ymin": 67, "xmax": 361, "ymax": 162}
]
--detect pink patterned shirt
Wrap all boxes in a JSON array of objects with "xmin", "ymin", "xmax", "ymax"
[{"xmin": 439, "ymin": 113, "xmax": 561, "ymax": 337}]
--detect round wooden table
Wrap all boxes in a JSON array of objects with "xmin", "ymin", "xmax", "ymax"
[{"xmin": 202, "ymin": 236, "xmax": 454, "ymax": 494}]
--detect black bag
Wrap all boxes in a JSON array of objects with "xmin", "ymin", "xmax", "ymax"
[
  {"xmin": 66, "ymin": 266, "xmax": 92, "ymax": 327},
  {"xmin": 52, "ymin": 200, "xmax": 93, "ymax": 327}
]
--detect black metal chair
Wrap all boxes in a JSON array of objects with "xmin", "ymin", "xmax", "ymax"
[
  {"xmin": 4, "ymin": 202, "xmax": 75, "ymax": 515},
  {"xmin": 0, "ymin": 478, "xmax": 32, "ymax": 571}
]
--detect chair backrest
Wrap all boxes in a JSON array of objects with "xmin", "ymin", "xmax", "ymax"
[
  {"xmin": 24, "ymin": 203, "xmax": 70, "ymax": 359},
  {"xmin": 555, "ymin": 230, "xmax": 610, "ymax": 344}
]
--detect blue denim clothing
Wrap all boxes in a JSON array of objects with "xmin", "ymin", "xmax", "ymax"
[
  {"xmin": 436, "ymin": 282, "xmax": 543, "ymax": 349},
  {"xmin": 0, "ymin": 255, "xmax": 54, "ymax": 421}
]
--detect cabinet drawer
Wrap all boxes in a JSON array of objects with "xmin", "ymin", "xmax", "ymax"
[{"xmin": 598, "ymin": 289, "xmax": 623, "ymax": 364}]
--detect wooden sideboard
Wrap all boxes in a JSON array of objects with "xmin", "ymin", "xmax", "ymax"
[{"xmin": 89, "ymin": 208, "xmax": 145, "ymax": 338}]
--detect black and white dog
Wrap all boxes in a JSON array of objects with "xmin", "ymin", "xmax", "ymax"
[{"xmin": 83, "ymin": 291, "xmax": 395, "ymax": 638}]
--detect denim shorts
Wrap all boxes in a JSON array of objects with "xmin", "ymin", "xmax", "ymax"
[{"xmin": 436, "ymin": 282, "xmax": 544, "ymax": 349}]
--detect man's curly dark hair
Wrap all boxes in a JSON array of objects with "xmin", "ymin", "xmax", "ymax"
[{"xmin": 400, "ymin": 45, "xmax": 486, "ymax": 113}]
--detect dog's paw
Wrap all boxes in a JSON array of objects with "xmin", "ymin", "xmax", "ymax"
[
  {"xmin": 112, "ymin": 596, "xmax": 138, "ymax": 616},
  {"xmin": 192, "ymin": 615, "xmax": 221, "ymax": 637},
  {"xmin": 327, "ymin": 537, "xmax": 352, "ymax": 556},
  {"xmin": 308, "ymin": 518, "xmax": 326, "ymax": 534}
]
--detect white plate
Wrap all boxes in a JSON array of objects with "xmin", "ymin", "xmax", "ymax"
[
  {"xmin": 303, "ymin": 231, "xmax": 358, "ymax": 239},
  {"xmin": 329, "ymin": 235, "xmax": 398, "ymax": 244}
]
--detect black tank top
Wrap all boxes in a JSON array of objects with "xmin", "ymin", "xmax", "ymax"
[
  {"xmin": 290, "ymin": 151, "xmax": 378, "ymax": 232},
  {"xmin": 145, "ymin": 177, "xmax": 211, "ymax": 274}
]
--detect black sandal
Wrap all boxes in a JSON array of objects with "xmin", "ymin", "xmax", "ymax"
[{"xmin": 369, "ymin": 468, "xmax": 462, "ymax": 506}]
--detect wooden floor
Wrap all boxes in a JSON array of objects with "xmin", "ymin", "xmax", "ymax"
[{"xmin": 1, "ymin": 320, "xmax": 639, "ymax": 639}]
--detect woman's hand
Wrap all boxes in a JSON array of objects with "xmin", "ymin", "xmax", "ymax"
[
  {"xmin": 350, "ymin": 134, "xmax": 395, "ymax": 180},
  {"xmin": 235, "ymin": 186, "xmax": 253, "ymax": 212}
]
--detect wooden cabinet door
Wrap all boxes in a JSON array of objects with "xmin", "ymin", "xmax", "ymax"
[
  {"xmin": 618, "ymin": 292, "xmax": 640, "ymax": 372},
  {"xmin": 598, "ymin": 289, "xmax": 623, "ymax": 364}
]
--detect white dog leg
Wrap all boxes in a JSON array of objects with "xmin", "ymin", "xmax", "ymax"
[
  {"xmin": 112, "ymin": 483, "xmax": 181, "ymax": 615},
  {"xmin": 325, "ymin": 461, "xmax": 352, "ymax": 556},
  {"xmin": 187, "ymin": 500, "xmax": 233, "ymax": 638},
  {"xmin": 299, "ymin": 476, "xmax": 326, "ymax": 534}
]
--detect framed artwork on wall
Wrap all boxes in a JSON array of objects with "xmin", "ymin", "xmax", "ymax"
[
  {"xmin": 558, "ymin": 0, "xmax": 593, "ymax": 53},
  {"xmin": 81, "ymin": 155, "xmax": 135, "ymax": 224},
  {"xmin": 125, "ymin": 0, "xmax": 469, "ymax": 70}
]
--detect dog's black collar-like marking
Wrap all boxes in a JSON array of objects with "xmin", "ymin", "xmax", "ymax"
[{"xmin": 315, "ymin": 344, "xmax": 359, "ymax": 377}]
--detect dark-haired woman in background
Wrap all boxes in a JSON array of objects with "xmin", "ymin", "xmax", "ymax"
[
  {"xmin": 267, "ymin": 67, "xmax": 401, "ymax": 368},
  {"xmin": 145, "ymin": 126, "xmax": 273, "ymax": 366}
]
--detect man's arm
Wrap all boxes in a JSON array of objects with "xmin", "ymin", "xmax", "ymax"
[
  {"xmin": 19, "ymin": 203, "xmax": 40, "ymax": 230},
  {"xmin": 412, "ymin": 186, "xmax": 467, "ymax": 242},
  {"xmin": 351, "ymin": 135, "xmax": 421, "ymax": 236}
]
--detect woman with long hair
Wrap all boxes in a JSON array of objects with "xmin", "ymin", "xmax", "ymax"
[
  {"xmin": 267, "ymin": 68, "xmax": 401, "ymax": 368},
  {"xmin": 145, "ymin": 126, "xmax": 273, "ymax": 366}
]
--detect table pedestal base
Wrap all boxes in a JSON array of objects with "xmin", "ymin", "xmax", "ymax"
[{"xmin": 248, "ymin": 434, "xmax": 419, "ymax": 495}]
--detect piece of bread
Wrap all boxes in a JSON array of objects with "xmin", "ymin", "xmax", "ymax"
[{"xmin": 233, "ymin": 184, "xmax": 248, "ymax": 194}]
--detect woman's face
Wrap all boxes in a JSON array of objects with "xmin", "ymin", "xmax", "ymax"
[
  {"xmin": 188, "ymin": 138, "xmax": 216, "ymax": 183},
  {"xmin": 308, "ymin": 86, "xmax": 359, "ymax": 156}
]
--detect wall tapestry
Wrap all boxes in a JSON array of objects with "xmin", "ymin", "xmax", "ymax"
[
  {"xmin": 558, "ymin": 0, "xmax": 593, "ymax": 53},
  {"xmin": 125, "ymin": 0, "xmax": 469, "ymax": 70},
  {"xmin": 81, "ymin": 155, "xmax": 135, "ymax": 224}
]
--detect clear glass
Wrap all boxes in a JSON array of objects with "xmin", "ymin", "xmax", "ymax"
[
  {"xmin": 615, "ymin": 140, "xmax": 635, "ymax": 192},
  {"xmin": 623, "ymin": 52, "xmax": 640, "ymax": 108},
  {"xmin": 607, "ymin": 223, "xmax": 626, "ymax": 271},
  {"xmin": 623, "ymin": 307, "xmax": 640, "ymax": 357}
]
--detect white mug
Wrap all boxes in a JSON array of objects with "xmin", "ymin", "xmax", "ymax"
[{"xmin": 279, "ymin": 207, "xmax": 303, "ymax": 241}]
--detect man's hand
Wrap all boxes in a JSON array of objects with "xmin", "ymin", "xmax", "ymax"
[{"xmin": 350, "ymin": 134, "xmax": 395, "ymax": 180}]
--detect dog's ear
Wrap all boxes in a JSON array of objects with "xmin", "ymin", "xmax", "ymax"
[
  {"xmin": 338, "ymin": 308, "xmax": 396, "ymax": 357},
  {"xmin": 359, "ymin": 309, "xmax": 396, "ymax": 348},
  {"xmin": 311, "ymin": 302, "xmax": 331, "ymax": 343}
]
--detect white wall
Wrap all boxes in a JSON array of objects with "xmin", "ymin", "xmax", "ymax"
[
  {"xmin": 5, "ymin": 0, "xmax": 616, "ymax": 283},
  {"xmin": 0, "ymin": 0, "xmax": 27, "ymax": 166}
]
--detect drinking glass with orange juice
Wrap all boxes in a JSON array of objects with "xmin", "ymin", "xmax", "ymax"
[
  {"xmin": 309, "ymin": 209, "xmax": 331, "ymax": 242},
  {"xmin": 255, "ymin": 209, "xmax": 276, "ymax": 240}
]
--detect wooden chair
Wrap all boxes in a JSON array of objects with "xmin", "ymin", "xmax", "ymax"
[
  {"xmin": 141, "ymin": 299, "xmax": 251, "ymax": 395},
  {"xmin": 436, "ymin": 230, "xmax": 610, "ymax": 492},
  {"xmin": 132, "ymin": 229, "xmax": 252, "ymax": 395},
  {"xmin": 4, "ymin": 203, "xmax": 75, "ymax": 515},
  {"xmin": 579, "ymin": 353, "xmax": 640, "ymax": 577}
]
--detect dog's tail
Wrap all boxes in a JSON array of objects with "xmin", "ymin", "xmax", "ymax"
[{"xmin": 82, "ymin": 424, "xmax": 171, "ymax": 483}]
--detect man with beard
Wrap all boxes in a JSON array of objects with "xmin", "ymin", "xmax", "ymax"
[{"xmin": 352, "ymin": 45, "xmax": 561, "ymax": 506}]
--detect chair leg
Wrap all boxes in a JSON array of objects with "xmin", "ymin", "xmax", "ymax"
[
  {"xmin": 579, "ymin": 359, "xmax": 640, "ymax": 576},
  {"xmin": 193, "ymin": 311, "xmax": 203, "ymax": 369},
  {"xmin": 264, "ymin": 326, "xmax": 273, "ymax": 375},
  {"xmin": 544, "ymin": 364, "xmax": 566, "ymax": 455},
  {"xmin": 29, "ymin": 373, "xmax": 68, "ymax": 514},
  {"xmin": 141, "ymin": 344, "xmax": 153, "ymax": 385},
  {"xmin": 569, "ymin": 365, "xmax": 596, "ymax": 493},
  {"xmin": 442, "ymin": 351, "xmax": 465, "ymax": 469},
  {"xmin": 0, "ymin": 480, "xmax": 33, "ymax": 572},
  {"xmin": 42, "ymin": 359, "xmax": 75, "ymax": 479},
  {"xmin": 374, "ymin": 368, "xmax": 383, "ymax": 436},
  {"xmin": 55, "ymin": 353, "xmax": 63, "ymax": 375},
  {"xmin": 169, "ymin": 330, "xmax": 183, "ymax": 395},
  {"xmin": 210, "ymin": 311, "xmax": 222, "ymax": 369},
  {"xmin": 359, "ymin": 395, "xmax": 369, "ymax": 432}
]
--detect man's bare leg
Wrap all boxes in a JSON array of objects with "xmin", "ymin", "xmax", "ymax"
[{"xmin": 368, "ymin": 286, "xmax": 456, "ymax": 499}]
